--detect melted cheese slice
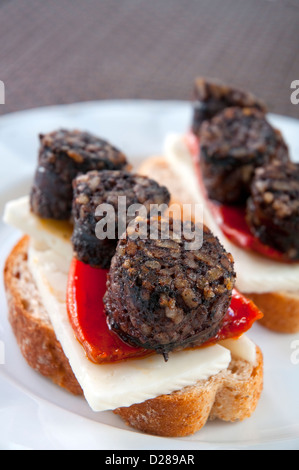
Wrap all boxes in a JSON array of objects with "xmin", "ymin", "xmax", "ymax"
[
  {"xmin": 4, "ymin": 196, "xmax": 73, "ymax": 260},
  {"xmin": 28, "ymin": 241, "xmax": 232, "ymax": 411},
  {"xmin": 164, "ymin": 133, "xmax": 299, "ymax": 295},
  {"xmin": 4, "ymin": 196, "xmax": 257, "ymax": 411}
]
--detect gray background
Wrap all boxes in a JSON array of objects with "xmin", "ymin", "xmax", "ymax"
[{"xmin": 0, "ymin": 0, "xmax": 299, "ymax": 118}]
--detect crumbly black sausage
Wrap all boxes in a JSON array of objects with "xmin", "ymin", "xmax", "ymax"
[
  {"xmin": 104, "ymin": 218, "xmax": 236, "ymax": 358},
  {"xmin": 30, "ymin": 129, "xmax": 128, "ymax": 220},
  {"xmin": 192, "ymin": 77, "xmax": 267, "ymax": 135},
  {"xmin": 199, "ymin": 107, "xmax": 290, "ymax": 204},
  {"xmin": 72, "ymin": 170, "xmax": 171, "ymax": 269},
  {"xmin": 246, "ymin": 161, "xmax": 299, "ymax": 260}
]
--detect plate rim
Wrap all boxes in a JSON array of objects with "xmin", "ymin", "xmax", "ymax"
[{"xmin": 0, "ymin": 99, "xmax": 298, "ymax": 450}]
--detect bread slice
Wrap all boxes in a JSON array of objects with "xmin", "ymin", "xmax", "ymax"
[
  {"xmin": 115, "ymin": 348, "xmax": 263, "ymax": 437},
  {"xmin": 3, "ymin": 235, "xmax": 263, "ymax": 437},
  {"xmin": 246, "ymin": 291, "xmax": 299, "ymax": 334},
  {"xmin": 138, "ymin": 155, "xmax": 299, "ymax": 335},
  {"xmin": 3, "ymin": 236, "xmax": 83, "ymax": 395}
]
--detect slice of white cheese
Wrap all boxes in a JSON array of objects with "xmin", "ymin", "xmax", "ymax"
[
  {"xmin": 3, "ymin": 196, "xmax": 73, "ymax": 261},
  {"xmin": 28, "ymin": 240, "xmax": 232, "ymax": 411},
  {"xmin": 4, "ymin": 195, "xmax": 257, "ymax": 411},
  {"xmin": 164, "ymin": 133, "xmax": 299, "ymax": 295},
  {"xmin": 219, "ymin": 336, "xmax": 257, "ymax": 365}
]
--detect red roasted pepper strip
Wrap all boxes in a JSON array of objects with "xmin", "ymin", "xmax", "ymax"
[
  {"xmin": 67, "ymin": 258, "xmax": 152, "ymax": 364},
  {"xmin": 67, "ymin": 258, "xmax": 263, "ymax": 365},
  {"xmin": 209, "ymin": 289, "xmax": 263, "ymax": 344}
]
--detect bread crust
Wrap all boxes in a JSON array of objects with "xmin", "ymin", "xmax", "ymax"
[
  {"xmin": 138, "ymin": 155, "xmax": 299, "ymax": 334},
  {"xmin": 3, "ymin": 236, "xmax": 83, "ymax": 395},
  {"xmin": 3, "ymin": 235, "xmax": 263, "ymax": 437},
  {"xmin": 246, "ymin": 291, "xmax": 299, "ymax": 333}
]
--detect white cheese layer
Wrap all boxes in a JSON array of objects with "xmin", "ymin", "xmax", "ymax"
[
  {"xmin": 28, "ymin": 240, "xmax": 233, "ymax": 411},
  {"xmin": 4, "ymin": 196, "xmax": 257, "ymax": 411},
  {"xmin": 164, "ymin": 133, "xmax": 299, "ymax": 295},
  {"xmin": 3, "ymin": 196, "xmax": 73, "ymax": 261}
]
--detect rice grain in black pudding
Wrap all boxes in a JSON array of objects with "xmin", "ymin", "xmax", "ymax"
[
  {"xmin": 72, "ymin": 170, "xmax": 171, "ymax": 269},
  {"xmin": 199, "ymin": 107, "xmax": 290, "ymax": 205},
  {"xmin": 30, "ymin": 129, "xmax": 128, "ymax": 220},
  {"xmin": 192, "ymin": 77, "xmax": 267, "ymax": 136},
  {"xmin": 246, "ymin": 161, "xmax": 299, "ymax": 260},
  {"xmin": 104, "ymin": 218, "xmax": 236, "ymax": 359}
]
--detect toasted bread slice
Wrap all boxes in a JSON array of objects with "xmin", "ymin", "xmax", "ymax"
[
  {"xmin": 3, "ymin": 236, "xmax": 263, "ymax": 437},
  {"xmin": 115, "ymin": 347, "xmax": 263, "ymax": 437},
  {"xmin": 3, "ymin": 236, "xmax": 83, "ymax": 395},
  {"xmin": 246, "ymin": 291, "xmax": 299, "ymax": 334},
  {"xmin": 138, "ymin": 155, "xmax": 299, "ymax": 334}
]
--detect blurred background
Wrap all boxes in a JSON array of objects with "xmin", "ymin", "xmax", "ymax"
[{"xmin": 0, "ymin": 0, "xmax": 299, "ymax": 117}]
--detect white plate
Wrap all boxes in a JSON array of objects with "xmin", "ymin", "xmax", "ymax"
[{"xmin": 0, "ymin": 100, "xmax": 299, "ymax": 450}]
